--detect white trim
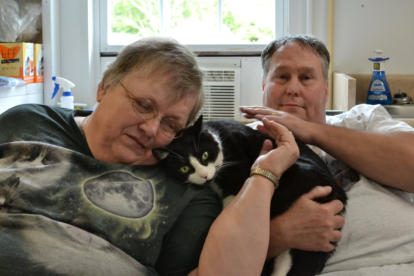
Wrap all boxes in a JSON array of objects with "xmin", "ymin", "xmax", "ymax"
[
  {"xmin": 288, "ymin": 0, "xmax": 307, "ymax": 35},
  {"xmin": 306, "ymin": 0, "xmax": 314, "ymax": 34},
  {"xmin": 287, "ymin": 0, "xmax": 329, "ymax": 45},
  {"xmin": 42, "ymin": 0, "xmax": 60, "ymax": 105},
  {"xmin": 275, "ymin": 0, "xmax": 289, "ymax": 38},
  {"xmin": 91, "ymin": 0, "xmax": 102, "ymax": 97},
  {"xmin": 99, "ymin": 0, "xmax": 110, "ymax": 53}
]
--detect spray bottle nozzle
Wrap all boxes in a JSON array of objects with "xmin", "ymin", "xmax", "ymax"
[
  {"xmin": 368, "ymin": 57, "xmax": 389, "ymax": 62},
  {"xmin": 51, "ymin": 82, "xmax": 60, "ymax": 99},
  {"xmin": 51, "ymin": 76, "xmax": 75, "ymax": 99},
  {"xmin": 368, "ymin": 49, "xmax": 389, "ymax": 63}
]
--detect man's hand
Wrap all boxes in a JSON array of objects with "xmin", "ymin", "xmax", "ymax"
[
  {"xmin": 240, "ymin": 106, "xmax": 317, "ymax": 144},
  {"xmin": 268, "ymin": 186, "xmax": 345, "ymax": 258}
]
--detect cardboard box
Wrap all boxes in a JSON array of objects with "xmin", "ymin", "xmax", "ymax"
[
  {"xmin": 34, "ymin": 43, "xmax": 44, "ymax": 83},
  {"xmin": 0, "ymin": 42, "xmax": 34, "ymax": 83}
]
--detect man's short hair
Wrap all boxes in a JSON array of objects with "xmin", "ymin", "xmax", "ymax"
[{"xmin": 261, "ymin": 35, "xmax": 330, "ymax": 81}]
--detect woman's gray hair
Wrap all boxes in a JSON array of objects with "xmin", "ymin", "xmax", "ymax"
[
  {"xmin": 261, "ymin": 35, "xmax": 330, "ymax": 81},
  {"xmin": 101, "ymin": 36, "xmax": 204, "ymax": 126}
]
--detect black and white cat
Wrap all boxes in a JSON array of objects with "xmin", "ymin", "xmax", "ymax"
[{"xmin": 153, "ymin": 116, "xmax": 347, "ymax": 276}]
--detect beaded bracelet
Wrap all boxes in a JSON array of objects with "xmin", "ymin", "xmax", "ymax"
[{"xmin": 250, "ymin": 168, "xmax": 279, "ymax": 189}]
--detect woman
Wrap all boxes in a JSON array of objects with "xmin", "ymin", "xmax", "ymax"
[{"xmin": 0, "ymin": 37, "xmax": 299, "ymax": 275}]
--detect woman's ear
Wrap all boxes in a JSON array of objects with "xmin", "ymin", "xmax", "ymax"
[
  {"xmin": 96, "ymin": 82, "xmax": 105, "ymax": 102},
  {"xmin": 152, "ymin": 148, "xmax": 170, "ymax": 160}
]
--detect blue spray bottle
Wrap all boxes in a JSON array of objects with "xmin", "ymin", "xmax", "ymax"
[
  {"xmin": 366, "ymin": 50, "xmax": 392, "ymax": 105},
  {"xmin": 51, "ymin": 76, "xmax": 76, "ymax": 109}
]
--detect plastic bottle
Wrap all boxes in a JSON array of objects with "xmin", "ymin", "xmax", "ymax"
[
  {"xmin": 0, "ymin": 76, "xmax": 26, "ymax": 88},
  {"xmin": 366, "ymin": 50, "xmax": 392, "ymax": 105},
  {"xmin": 51, "ymin": 76, "xmax": 76, "ymax": 109}
]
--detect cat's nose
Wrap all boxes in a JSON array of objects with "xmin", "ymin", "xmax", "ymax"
[{"xmin": 200, "ymin": 173, "xmax": 208, "ymax": 179}]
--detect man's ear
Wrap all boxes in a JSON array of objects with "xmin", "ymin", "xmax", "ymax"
[
  {"xmin": 323, "ymin": 81, "xmax": 329, "ymax": 105},
  {"xmin": 152, "ymin": 148, "xmax": 170, "ymax": 161}
]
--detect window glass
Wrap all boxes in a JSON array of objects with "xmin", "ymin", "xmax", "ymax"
[
  {"xmin": 221, "ymin": 0, "xmax": 274, "ymax": 44},
  {"xmin": 105, "ymin": 0, "xmax": 275, "ymax": 49}
]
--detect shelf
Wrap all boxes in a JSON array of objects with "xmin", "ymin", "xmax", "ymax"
[{"xmin": 0, "ymin": 83, "xmax": 43, "ymax": 114}]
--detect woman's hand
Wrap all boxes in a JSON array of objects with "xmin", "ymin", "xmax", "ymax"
[{"xmin": 252, "ymin": 117, "xmax": 299, "ymax": 180}]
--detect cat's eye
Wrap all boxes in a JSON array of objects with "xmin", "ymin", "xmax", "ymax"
[
  {"xmin": 202, "ymin": 151, "xmax": 209, "ymax": 161},
  {"xmin": 180, "ymin": 166, "xmax": 190, "ymax": 174}
]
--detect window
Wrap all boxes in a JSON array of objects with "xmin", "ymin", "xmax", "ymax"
[{"xmin": 99, "ymin": 0, "xmax": 288, "ymax": 53}]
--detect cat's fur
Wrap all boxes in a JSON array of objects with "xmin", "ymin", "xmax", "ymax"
[{"xmin": 153, "ymin": 116, "xmax": 347, "ymax": 276}]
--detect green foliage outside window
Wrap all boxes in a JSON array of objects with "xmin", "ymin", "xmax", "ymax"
[
  {"xmin": 110, "ymin": 0, "xmax": 274, "ymax": 44},
  {"xmin": 111, "ymin": 0, "xmax": 160, "ymax": 36}
]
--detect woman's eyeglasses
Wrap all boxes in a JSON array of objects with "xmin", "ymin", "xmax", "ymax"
[{"xmin": 119, "ymin": 81, "xmax": 184, "ymax": 139}]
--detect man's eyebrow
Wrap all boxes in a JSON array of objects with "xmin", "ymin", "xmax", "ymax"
[
  {"xmin": 298, "ymin": 66, "xmax": 317, "ymax": 74},
  {"xmin": 274, "ymin": 65, "xmax": 317, "ymax": 73},
  {"xmin": 273, "ymin": 65, "xmax": 290, "ymax": 72}
]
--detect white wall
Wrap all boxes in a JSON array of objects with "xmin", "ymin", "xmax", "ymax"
[{"xmin": 333, "ymin": 0, "xmax": 414, "ymax": 74}]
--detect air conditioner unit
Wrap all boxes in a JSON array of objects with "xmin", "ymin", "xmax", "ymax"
[{"xmin": 200, "ymin": 67, "xmax": 241, "ymax": 121}]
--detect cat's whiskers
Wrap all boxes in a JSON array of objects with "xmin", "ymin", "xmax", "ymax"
[
  {"xmin": 215, "ymin": 160, "xmax": 239, "ymax": 171},
  {"xmin": 210, "ymin": 161, "xmax": 241, "ymax": 185}
]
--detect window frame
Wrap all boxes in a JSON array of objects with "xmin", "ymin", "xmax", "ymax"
[{"xmin": 98, "ymin": 0, "xmax": 289, "ymax": 55}]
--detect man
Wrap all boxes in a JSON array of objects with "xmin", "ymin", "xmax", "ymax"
[{"xmin": 241, "ymin": 35, "xmax": 414, "ymax": 274}]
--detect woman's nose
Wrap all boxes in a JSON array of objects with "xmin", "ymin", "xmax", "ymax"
[{"xmin": 139, "ymin": 117, "xmax": 161, "ymax": 138}]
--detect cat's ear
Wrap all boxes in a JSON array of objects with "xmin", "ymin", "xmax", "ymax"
[
  {"xmin": 193, "ymin": 115, "xmax": 203, "ymax": 135},
  {"xmin": 152, "ymin": 148, "xmax": 170, "ymax": 160}
]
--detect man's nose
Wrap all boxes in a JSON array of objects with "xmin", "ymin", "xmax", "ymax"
[{"xmin": 286, "ymin": 78, "xmax": 300, "ymax": 96}]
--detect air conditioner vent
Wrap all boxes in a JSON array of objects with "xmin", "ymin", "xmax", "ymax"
[
  {"xmin": 200, "ymin": 68, "xmax": 240, "ymax": 121},
  {"xmin": 204, "ymin": 70, "xmax": 235, "ymax": 82}
]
